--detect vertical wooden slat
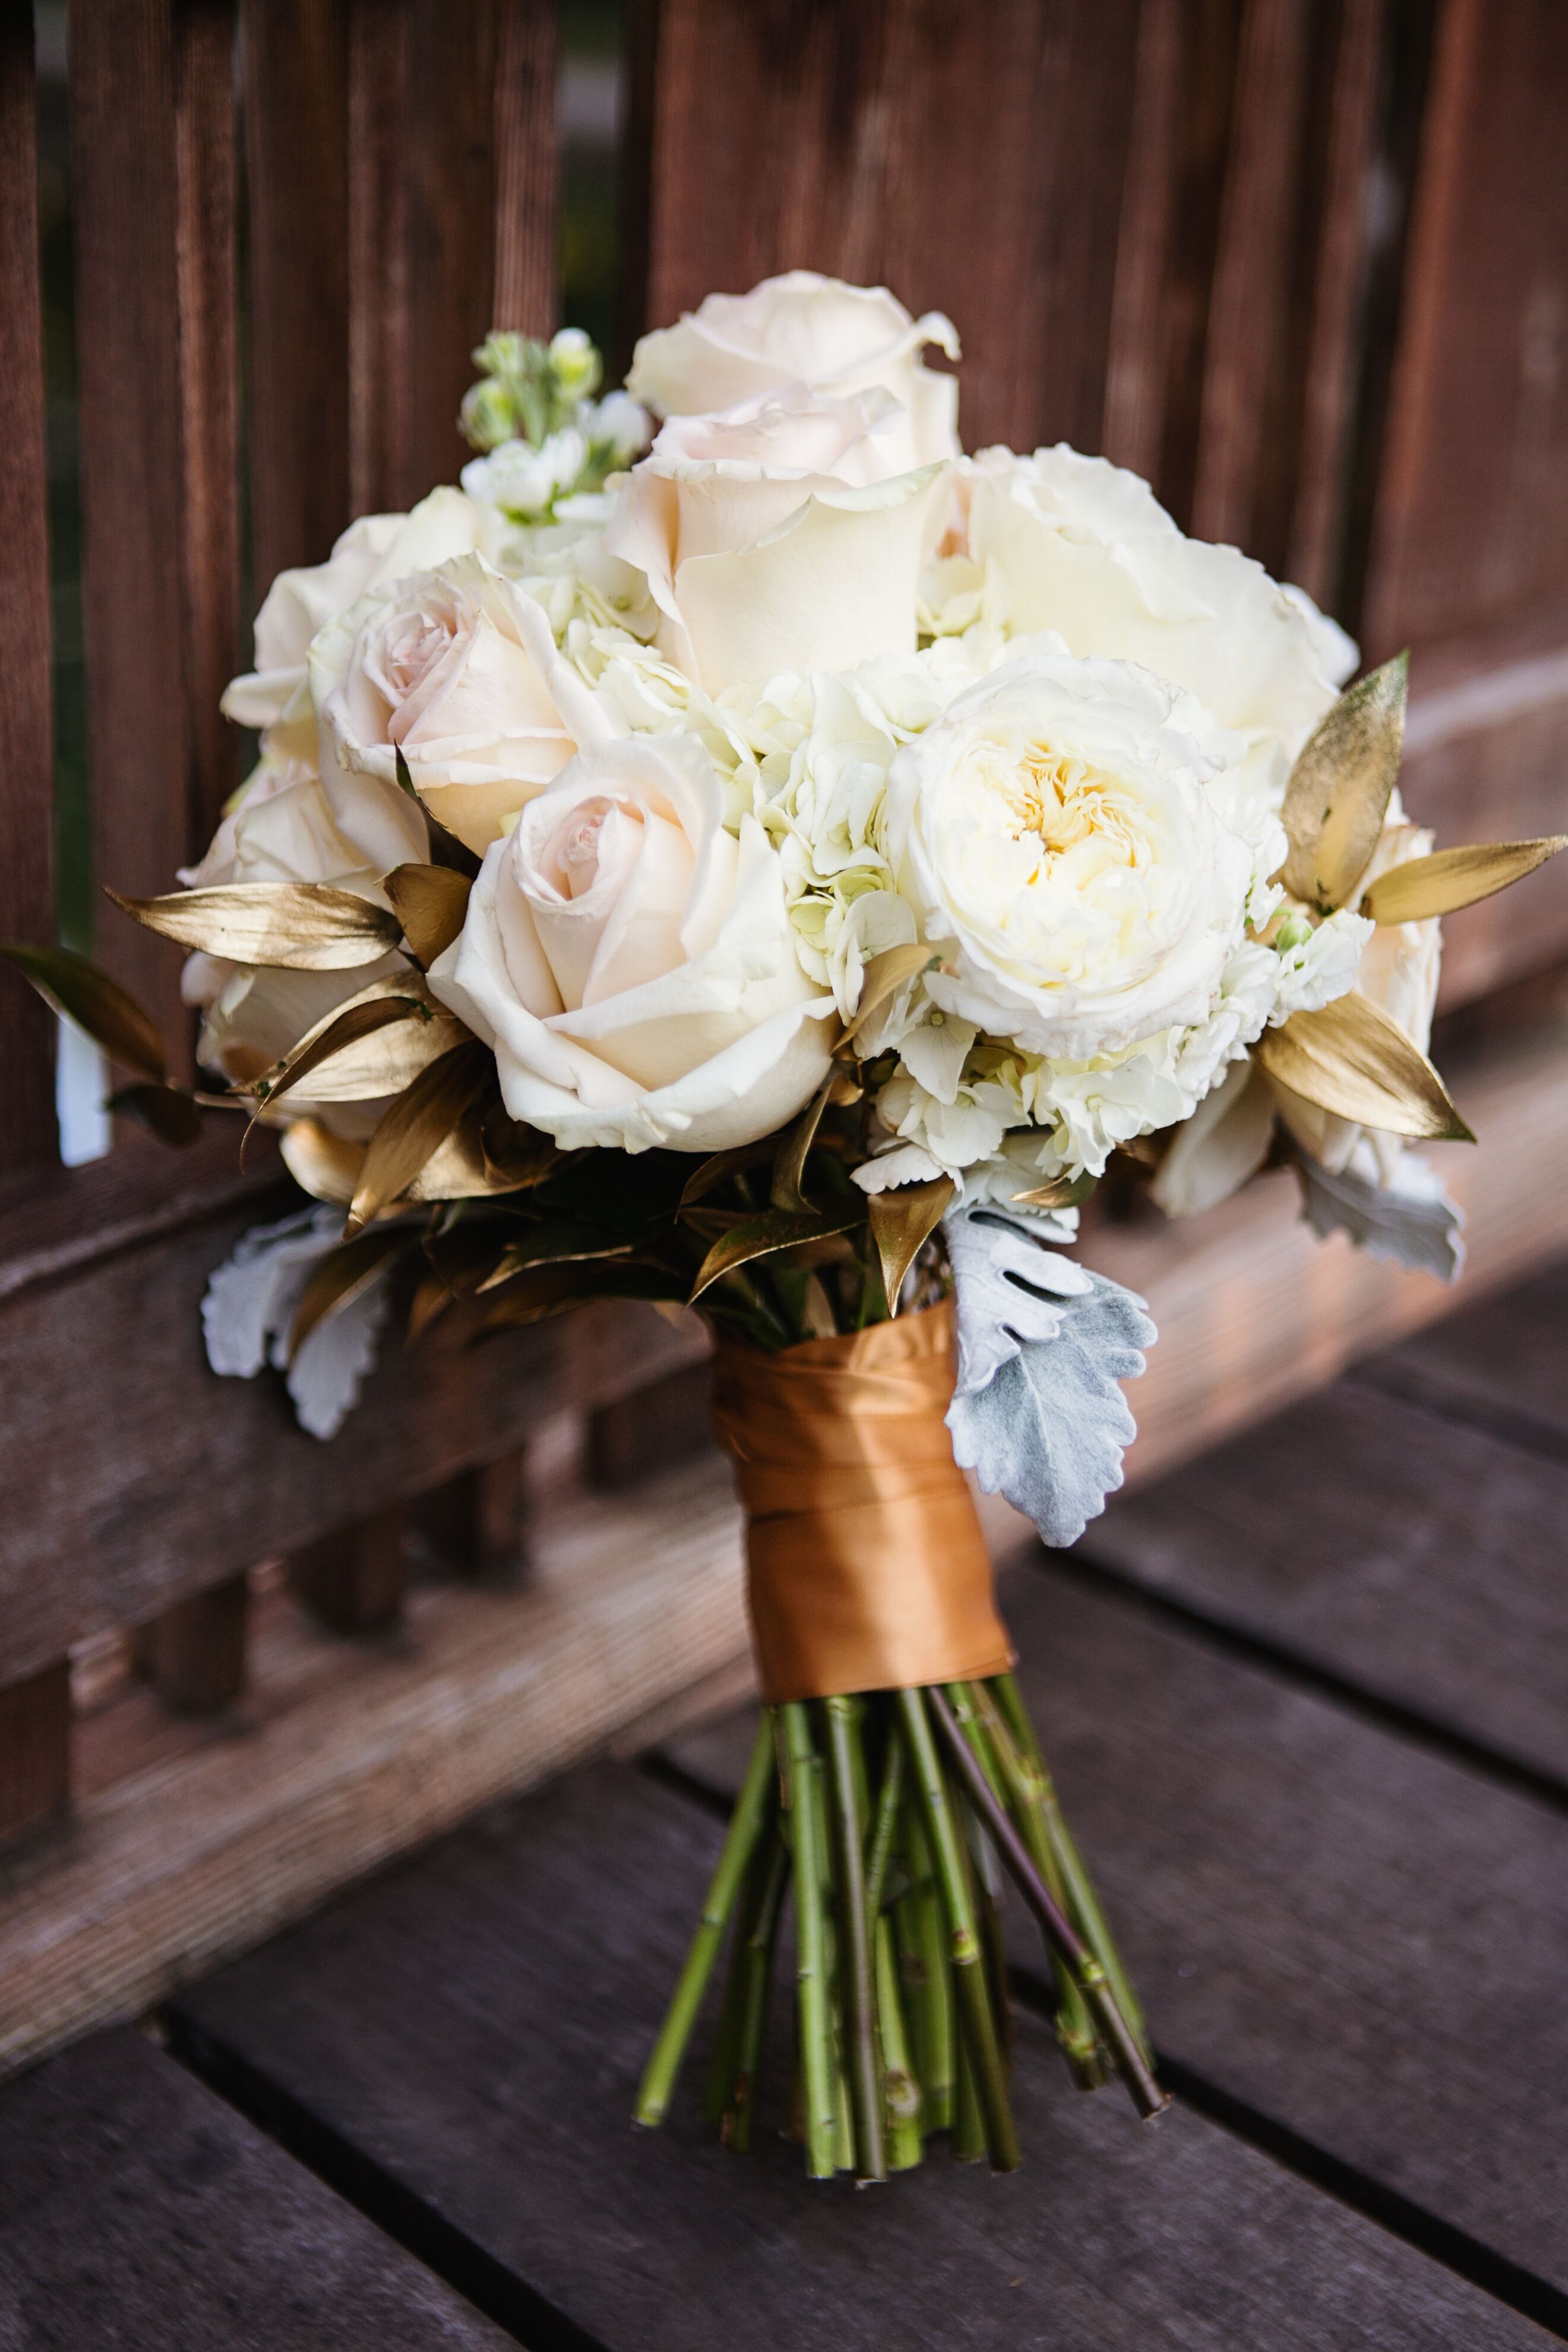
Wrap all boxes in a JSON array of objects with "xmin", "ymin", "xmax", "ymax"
[
  {"xmin": 587, "ymin": 1362, "xmax": 713, "ymax": 1491},
  {"xmin": 492, "ymin": 0, "xmax": 559, "ymax": 336},
  {"xmin": 287, "ymin": 1508, "xmax": 409, "ymax": 1635},
  {"xmin": 0, "ymin": 1660, "xmax": 70, "ymax": 1844},
  {"xmin": 631, "ymin": 0, "xmax": 1141, "ymax": 460},
  {"xmin": 0, "ymin": 7, "xmax": 57, "ymax": 1171},
  {"xmin": 133, "ymin": 1576, "xmax": 248, "ymax": 1713},
  {"xmin": 1101, "ymin": 0, "xmax": 1182, "ymax": 483},
  {"xmin": 244, "ymin": 0, "xmax": 351, "ymax": 593},
  {"xmin": 413, "ymin": 1456, "xmax": 530, "ymax": 1583}
]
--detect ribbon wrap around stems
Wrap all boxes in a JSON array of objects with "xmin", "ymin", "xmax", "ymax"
[{"xmin": 710, "ymin": 1298, "xmax": 1013, "ymax": 1704}]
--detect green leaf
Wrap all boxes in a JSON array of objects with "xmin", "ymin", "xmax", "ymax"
[{"xmin": 1, "ymin": 941, "xmax": 167, "ymax": 1082}]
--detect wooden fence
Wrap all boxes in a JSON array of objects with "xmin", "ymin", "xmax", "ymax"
[{"xmin": 2, "ymin": 0, "xmax": 1567, "ymax": 2058}]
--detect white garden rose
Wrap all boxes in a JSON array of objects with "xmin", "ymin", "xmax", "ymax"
[
  {"xmin": 886, "ymin": 653, "xmax": 1255, "ymax": 1063},
  {"xmin": 312, "ymin": 551, "xmax": 611, "ymax": 858},
  {"xmin": 604, "ymin": 386, "xmax": 946, "ymax": 697},
  {"xmin": 968, "ymin": 445, "xmax": 1346, "ymax": 805},
  {"xmin": 221, "ymin": 487, "xmax": 486, "ymax": 737},
  {"xmin": 627, "ymin": 271, "xmax": 961, "ymax": 475},
  {"xmin": 428, "ymin": 734, "xmax": 836, "ymax": 1153},
  {"xmin": 179, "ymin": 751, "xmax": 404, "ymax": 1138}
]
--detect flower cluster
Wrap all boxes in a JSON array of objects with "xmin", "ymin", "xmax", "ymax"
[{"xmin": 194, "ymin": 269, "xmax": 1460, "ymax": 1231}]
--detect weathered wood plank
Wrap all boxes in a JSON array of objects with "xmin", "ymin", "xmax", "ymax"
[
  {"xmin": 132, "ymin": 1573, "xmax": 248, "ymax": 1714},
  {"xmin": 0, "ymin": 1659, "xmax": 69, "ymax": 1843},
  {"xmin": 0, "ymin": 7, "xmax": 58, "ymax": 1169},
  {"xmin": 288, "ymin": 1507, "xmax": 409, "ymax": 1635},
  {"xmin": 169, "ymin": 1749, "xmax": 1551, "ymax": 2350},
  {"xmin": 0, "ymin": 2027, "xmax": 510, "ymax": 2348},
  {"xmin": 670, "ymin": 1563, "xmax": 1568, "ymax": 2299},
  {"xmin": 1361, "ymin": 1250, "xmax": 1568, "ymax": 1459},
  {"xmin": 0, "ymin": 1458, "xmax": 749, "ymax": 2075},
  {"xmin": 491, "ymin": 0, "xmax": 559, "ymax": 336},
  {"xmin": 1078, "ymin": 1373, "xmax": 1568, "ymax": 1785}
]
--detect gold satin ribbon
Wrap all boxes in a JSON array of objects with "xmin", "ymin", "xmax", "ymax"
[{"xmin": 710, "ymin": 1298, "xmax": 1013, "ymax": 1705}]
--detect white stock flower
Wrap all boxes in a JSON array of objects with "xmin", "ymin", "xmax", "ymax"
[
  {"xmin": 460, "ymin": 428, "xmax": 589, "ymax": 520},
  {"xmin": 312, "ymin": 552, "xmax": 612, "ymax": 858},
  {"xmin": 428, "ymin": 734, "xmax": 835, "ymax": 1153},
  {"xmin": 628, "ymin": 271, "xmax": 961, "ymax": 475},
  {"xmin": 968, "ymin": 445, "xmax": 1345, "ymax": 806},
  {"xmin": 887, "ymin": 653, "xmax": 1255, "ymax": 1063},
  {"xmin": 604, "ymin": 385, "xmax": 946, "ymax": 696}
]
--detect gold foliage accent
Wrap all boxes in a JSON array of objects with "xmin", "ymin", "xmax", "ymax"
[
  {"xmin": 346, "ymin": 1039, "xmax": 494, "ymax": 1232},
  {"xmin": 106, "ymin": 883, "xmax": 403, "ymax": 969},
  {"xmin": 287, "ymin": 1228, "xmax": 407, "ymax": 1361},
  {"xmin": 690, "ymin": 1205, "xmax": 864, "ymax": 1303},
  {"xmin": 256, "ymin": 991, "xmax": 448, "ymax": 1113},
  {"xmin": 1255, "ymin": 991, "xmax": 1472, "ymax": 1142},
  {"xmin": 108, "ymin": 1083, "xmax": 203, "ymax": 1146},
  {"xmin": 279, "ymin": 1119, "xmax": 365, "ymax": 1206},
  {"xmin": 384, "ymin": 862, "xmax": 473, "ymax": 966},
  {"xmin": 1009, "ymin": 1170, "xmax": 1098, "ymax": 1211},
  {"xmin": 1, "ymin": 941, "xmax": 167, "ymax": 1081},
  {"xmin": 1362, "ymin": 836, "xmax": 1568, "ymax": 925},
  {"xmin": 867, "ymin": 1175, "xmax": 954, "ymax": 1313},
  {"xmin": 1280, "ymin": 653, "xmax": 1407, "ymax": 912},
  {"xmin": 839, "ymin": 942, "xmax": 935, "ymax": 1049}
]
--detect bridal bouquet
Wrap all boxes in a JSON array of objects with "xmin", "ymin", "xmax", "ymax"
[{"xmin": 12, "ymin": 274, "xmax": 1559, "ymax": 2182}]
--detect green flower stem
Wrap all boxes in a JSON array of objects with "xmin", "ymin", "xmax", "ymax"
[
  {"xmin": 963, "ymin": 1681, "xmax": 1105, "ymax": 2084},
  {"xmin": 894, "ymin": 1806, "xmax": 952, "ymax": 2134},
  {"xmin": 864, "ymin": 1724, "xmax": 905, "ymax": 1917},
  {"xmin": 927, "ymin": 1686, "xmax": 1166, "ymax": 2122},
  {"xmin": 874, "ymin": 1913, "xmax": 924, "ymax": 2170},
  {"xmin": 823, "ymin": 1695, "xmax": 887, "ymax": 2181},
  {"xmin": 896, "ymin": 1689, "xmax": 1021, "ymax": 2172},
  {"xmin": 951, "ymin": 2029, "xmax": 985, "ymax": 2163},
  {"xmin": 634, "ymin": 1713, "xmax": 775, "ymax": 2127},
  {"xmin": 990, "ymin": 1672, "xmax": 1150, "ymax": 2060},
  {"xmin": 722, "ymin": 1828, "xmax": 789, "ymax": 2153},
  {"xmin": 704, "ymin": 1823, "xmax": 774, "ymax": 2123},
  {"xmin": 781, "ymin": 1700, "xmax": 839, "ymax": 2177}
]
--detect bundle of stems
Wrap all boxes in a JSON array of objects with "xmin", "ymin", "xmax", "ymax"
[{"xmin": 635, "ymin": 1674, "xmax": 1166, "ymax": 2179}]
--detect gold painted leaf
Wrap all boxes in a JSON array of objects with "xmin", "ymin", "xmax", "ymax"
[
  {"xmin": 478, "ymin": 1107, "xmax": 567, "ymax": 1191},
  {"xmin": 1, "ymin": 941, "xmax": 167, "ymax": 1081},
  {"xmin": 839, "ymin": 941, "xmax": 935, "ymax": 1048},
  {"xmin": 1280, "ymin": 652, "xmax": 1408, "ymax": 911},
  {"xmin": 867, "ymin": 1174, "xmax": 954, "ymax": 1314},
  {"xmin": 279, "ymin": 1119, "xmax": 365, "ymax": 1206},
  {"xmin": 678, "ymin": 1140, "xmax": 774, "ymax": 1207},
  {"xmin": 347, "ymin": 1038, "xmax": 494, "ymax": 1232},
  {"xmin": 106, "ymin": 883, "xmax": 403, "ymax": 969},
  {"xmin": 384, "ymin": 863, "xmax": 473, "ymax": 966},
  {"xmin": 690, "ymin": 1205, "xmax": 864, "ymax": 1303},
  {"xmin": 770, "ymin": 1070, "xmax": 838, "ymax": 1211},
  {"xmin": 107, "ymin": 1083, "xmax": 203, "ymax": 1146},
  {"xmin": 1254, "ymin": 991, "xmax": 1472, "ymax": 1141},
  {"xmin": 1361, "ymin": 836, "xmax": 1568, "ymax": 925},
  {"xmin": 406, "ymin": 1105, "xmax": 545, "ymax": 1200},
  {"xmin": 256, "ymin": 993, "xmax": 444, "ymax": 1112},
  {"xmin": 1009, "ymin": 1169, "xmax": 1098, "ymax": 1211},
  {"xmin": 393, "ymin": 745, "xmax": 482, "ymax": 877},
  {"xmin": 287, "ymin": 1227, "xmax": 407, "ymax": 1361}
]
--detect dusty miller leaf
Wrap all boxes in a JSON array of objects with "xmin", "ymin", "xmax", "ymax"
[
  {"xmin": 945, "ymin": 1204, "xmax": 1094, "ymax": 1397},
  {"xmin": 201, "ymin": 1205, "xmax": 392, "ymax": 1439},
  {"xmin": 947, "ymin": 1271, "xmax": 1156, "ymax": 1550},
  {"xmin": 1294, "ymin": 1145, "xmax": 1465, "ymax": 1282}
]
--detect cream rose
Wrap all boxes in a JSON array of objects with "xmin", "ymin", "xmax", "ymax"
[
  {"xmin": 627, "ymin": 271, "xmax": 960, "ymax": 475},
  {"xmin": 605, "ymin": 387, "xmax": 945, "ymax": 697},
  {"xmin": 887, "ymin": 654, "xmax": 1254, "ymax": 1061},
  {"xmin": 968, "ymin": 445, "xmax": 1348, "ymax": 805},
  {"xmin": 180, "ymin": 752, "xmax": 406, "ymax": 1138},
  {"xmin": 312, "ymin": 552, "xmax": 609, "ymax": 858},
  {"xmin": 429, "ymin": 735, "xmax": 836, "ymax": 1153}
]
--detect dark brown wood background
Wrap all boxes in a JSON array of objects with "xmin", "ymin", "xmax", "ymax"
[{"xmin": 1, "ymin": 0, "xmax": 1565, "ymax": 1839}]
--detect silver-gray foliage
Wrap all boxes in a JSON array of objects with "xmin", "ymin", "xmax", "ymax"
[
  {"xmin": 1294, "ymin": 1146, "xmax": 1465, "ymax": 1282},
  {"xmin": 202, "ymin": 1205, "xmax": 391, "ymax": 1440},
  {"xmin": 943, "ymin": 1206, "xmax": 1156, "ymax": 1548}
]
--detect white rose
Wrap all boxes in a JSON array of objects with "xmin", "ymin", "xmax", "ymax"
[
  {"xmin": 428, "ymin": 734, "xmax": 836, "ymax": 1153},
  {"xmin": 887, "ymin": 653, "xmax": 1254, "ymax": 1063},
  {"xmin": 605, "ymin": 386, "xmax": 946, "ymax": 697},
  {"xmin": 220, "ymin": 488, "xmax": 486, "ymax": 735},
  {"xmin": 1273, "ymin": 816, "xmax": 1440, "ymax": 1182},
  {"xmin": 627, "ymin": 271, "xmax": 960, "ymax": 475},
  {"xmin": 968, "ymin": 445, "xmax": 1345, "ymax": 803},
  {"xmin": 180, "ymin": 753, "xmax": 404, "ymax": 1137},
  {"xmin": 312, "ymin": 551, "xmax": 611, "ymax": 858}
]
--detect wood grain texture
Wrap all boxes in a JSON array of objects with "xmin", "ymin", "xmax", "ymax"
[
  {"xmin": 0, "ymin": 9, "xmax": 58, "ymax": 1168},
  {"xmin": 0, "ymin": 2028, "xmax": 511, "ymax": 2348},
  {"xmin": 1362, "ymin": 1248, "xmax": 1568, "ymax": 1459},
  {"xmin": 0, "ymin": 1659, "xmax": 69, "ymax": 1842},
  {"xmin": 288, "ymin": 1507, "xmax": 409, "ymax": 1633},
  {"xmin": 671, "ymin": 1561, "xmax": 1568, "ymax": 2297},
  {"xmin": 244, "ymin": 0, "xmax": 352, "ymax": 594},
  {"xmin": 132, "ymin": 1574, "xmax": 249, "ymax": 1714},
  {"xmin": 491, "ymin": 0, "xmax": 559, "ymax": 335},
  {"xmin": 0, "ymin": 1458, "xmax": 750, "ymax": 2074},
  {"xmin": 68, "ymin": 0, "xmax": 192, "ymax": 1058},
  {"xmin": 635, "ymin": 0, "xmax": 1141, "ymax": 456},
  {"xmin": 1079, "ymin": 1372, "xmax": 1568, "ymax": 1785},
  {"xmin": 168, "ymin": 1754, "xmax": 1550, "ymax": 2350}
]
